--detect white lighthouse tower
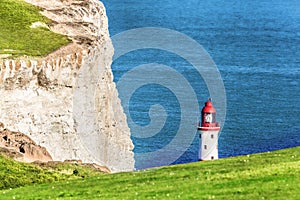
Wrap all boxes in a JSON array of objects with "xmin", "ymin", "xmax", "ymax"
[{"xmin": 197, "ymin": 99, "xmax": 220, "ymax": 161}]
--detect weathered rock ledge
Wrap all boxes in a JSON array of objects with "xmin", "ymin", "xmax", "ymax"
[
  {"xmin": 0, "ymin": 125, "xmax": 52, "ymax": 163},
  {"xmin": 0, "ymin": 0, "xmax": 134, "ymax": 172},
  {"xmin": 0, "ymin": 123, "xmax": 111, "ymax": 173}
]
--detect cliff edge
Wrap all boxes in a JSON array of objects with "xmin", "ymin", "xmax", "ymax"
[{"xmin": 0, "ymin": 0, "xmax": 134, "ymax": 172}]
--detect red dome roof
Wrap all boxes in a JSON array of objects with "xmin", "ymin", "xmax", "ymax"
[
  {"xmin": 202, "ymin": 100, "xmax": 216, "ymax": 113},
  {"xmin": 198, "ymin": 99, "xmax": 220, "ymax": 130}
]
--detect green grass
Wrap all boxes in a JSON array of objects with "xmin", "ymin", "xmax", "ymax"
[
  {"xmin": 0, "ymin": 147, "xmax": 299, "ymax": 199},
  {"xmin": 0, "ymin": 0, "xmax": 69, "ymax": 57},
  {"xmin": 0, "ymin": 153, "xmax": 105, "ymax": 190}
]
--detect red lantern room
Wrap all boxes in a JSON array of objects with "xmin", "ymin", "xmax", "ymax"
[{"xmin": 198, "ymin": 98, "xmax": 220, "ymax": 131}]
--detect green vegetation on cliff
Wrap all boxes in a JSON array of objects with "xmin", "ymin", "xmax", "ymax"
[
  {"xmin": 0, "ymin": 153, "xmax": 105, "ymax": 190},
  {"xmin": 0, "ymin": 0, "xmax": 69, "ymax": 57},
  {"xmin": 1, "ymin": 147, "xmax": 299, "ymax": 199}
]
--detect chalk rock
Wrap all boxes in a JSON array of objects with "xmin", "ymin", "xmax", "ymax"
[
  {"xmin": 0, "ymin": 0, "xmax": 134, "ymax": 172},
  {"xmin": 0, "ymin": 128, "xmax": 52, "ymax": 162}
]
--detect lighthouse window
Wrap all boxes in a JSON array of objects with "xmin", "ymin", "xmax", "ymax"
[
  {"xmin": 205, "ymin": 113, "xmax": 213, "ymax": 123},
  {"xmin": 211, "ymin": 134, "xmax": 214, "ymax": 139},
  {"xmin": 204, "ymin": 145, "xmax": 207, "ymax": 150},
  {"xmin": 211, "ymin": 156, "xmax": 214, "ymax": 160}
]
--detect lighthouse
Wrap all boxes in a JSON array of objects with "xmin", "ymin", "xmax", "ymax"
[{"xmin": 197, "ymin": 98, "xmax": 220, "ymax": 161}]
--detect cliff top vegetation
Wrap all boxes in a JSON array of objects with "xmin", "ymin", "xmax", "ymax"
[
  {"xmin": 0, "ymin": 0, "xmax": 69, "ymax": 58},
  {"xmin": 1, "ymin": 146, "xmax": 299, "ymax": 199}
]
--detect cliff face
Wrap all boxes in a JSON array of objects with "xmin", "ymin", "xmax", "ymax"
[{"xmin": 0, "ymin": 0, "xmax": 134, "ymax": 172}]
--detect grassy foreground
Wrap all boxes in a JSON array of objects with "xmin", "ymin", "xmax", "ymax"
[
  {"xmin": 0, "ymin": 0, "xmax": 69, "ymax": 57},
  {"xmin": 0, "ymin": 153, "xmax": 105, "ymax": 190},
  {"xmin": 1, "ymin": 147, "xmax": 299, "ymax": 199}
]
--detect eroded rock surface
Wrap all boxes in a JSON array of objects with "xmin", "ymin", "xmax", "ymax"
[
  {"xmin": 0, "ymin": 0, "xmax": 134, "ymax": 172},
  {"xmin": 0, "ymin": 127, "xmax": 52, "ymax": 162}
]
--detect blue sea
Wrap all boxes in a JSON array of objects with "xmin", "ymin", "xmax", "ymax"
[{"xmin": 101, "ymin": 0, "xmax": 300, "ymax": 169}]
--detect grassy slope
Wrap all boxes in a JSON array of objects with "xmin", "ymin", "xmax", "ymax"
[
  {"xmin": 0, "ymin": 0, "xmax": 69, "ymax": 57},
  {"xmin": 0, "ymin": 154, "xmax": 105, "ymax": 190},
  {"xmin": 1, "ymin": 147, "xmax": 299, "ymax": 199}
]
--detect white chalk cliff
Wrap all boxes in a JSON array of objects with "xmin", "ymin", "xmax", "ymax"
[{"xmin": 0, "ymin": 0, "xmax": 134, "ymax": 172}]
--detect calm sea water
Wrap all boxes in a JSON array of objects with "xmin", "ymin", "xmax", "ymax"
[{"xmin": 101, "ymin": 0, "xmax": 300, "ymax": 169}]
